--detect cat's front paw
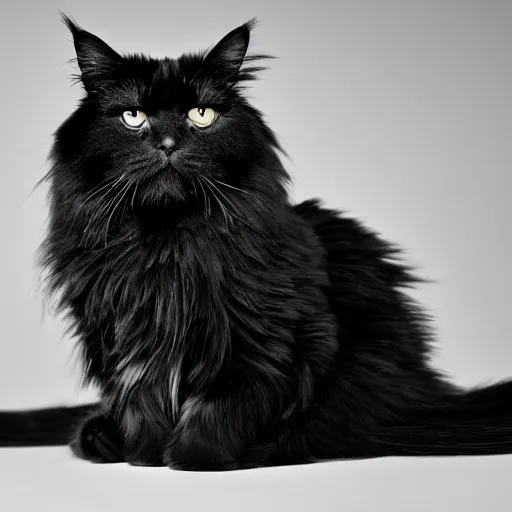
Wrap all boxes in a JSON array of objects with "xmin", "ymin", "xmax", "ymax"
[
  {"xmin": 164, "ymin": 438, "xmax": 241, "ymax": 471},
  {"xmin": 71, "ymin": 414, "xmax": 124, "ymax": 463}
]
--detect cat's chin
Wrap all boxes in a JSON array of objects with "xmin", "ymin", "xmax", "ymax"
[{"xmin": 138, "ymin": 166, "xmax": 188, "ymax": 206}]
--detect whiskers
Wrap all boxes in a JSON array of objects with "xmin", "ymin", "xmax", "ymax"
[
  {"xmin": 103, "ymin": 180, "xmax": 135, "ymax": 245},
  {"xmin": 82, "ymin": 165, "xmax": 250, "ymax": 241},
  {"xmin": 192, "ymin": 176, "xmax": 247, "ymax": 229},
  {"xmin": 203, "ymin": 178, "xmax": 232, "ymax": 228},
  {"xmin": 212, "ymin": 178, "xmax": 248, "ymax": 195},
  {"xmin": 194, "ymin": 176, "xmax": 211, "ymax": 218},
  {"xmin": 83, "ymin": 174, "xmax": 126, "ymax": 204},
  {"xmin": 83, "ymin": 174, "xmax": 138, "ymax": 246}
]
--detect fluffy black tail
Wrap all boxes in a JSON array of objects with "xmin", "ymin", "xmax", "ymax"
[
  {"xmin": 0, "ymin": 403, "xmax": 98, "ymax": 447},
  {"xmin": 372, "ymin": 381, "xmax": 512, "ymax": 456}
]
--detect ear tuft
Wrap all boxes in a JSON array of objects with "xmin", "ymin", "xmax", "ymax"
[
  {"xmin": 202, "ymin": 19, "xmax": 258, "ymax": 79},
  {"xmin": 59, "ymin": 11, "xmax": 81, "ymax": 38},
  {"xmin": 59, "ymin": 12, "xmax": 125, "ymax": 93}
]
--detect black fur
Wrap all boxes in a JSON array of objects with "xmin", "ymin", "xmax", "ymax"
[
  {"xmin": 0, "ymin": 405, "xmax": 96, "ymax": 447},
  {"xmin": 1, "ymin": 15, "xmax": 511, "ymax": 470}
]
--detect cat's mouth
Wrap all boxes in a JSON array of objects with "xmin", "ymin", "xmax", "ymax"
[
  {"xmin": 136, "ymin": 157, "xmax": 191, "ymax": 205},
  {"xmin": 157, "ymin": 161, "xmax": 176, "ymax": 174},
  {"xmin": 139, "ymin": 154, "xmax": 180, "ymax": 183},
  {"xmin": 156, "ymin": 151, "xmax": 183, "ymax": 175}
]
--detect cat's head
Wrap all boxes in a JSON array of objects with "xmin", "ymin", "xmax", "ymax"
[{"xmin": 49, "ymin": 15, "xmax": 289, "ymax": 236}]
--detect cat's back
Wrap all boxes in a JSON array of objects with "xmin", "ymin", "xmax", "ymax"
[{"xmin": 292, "ymin": 198, "xmax": 418, "ymax": 291}]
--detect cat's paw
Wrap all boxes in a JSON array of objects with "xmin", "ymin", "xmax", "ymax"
[
  {"xmin": 124, "ymin": 449, "xmax": 165, "ymax": 467},
  {"xmin": 71, "ymin": 414, "xmax": 124, "ymax": 463},
  {"xmin": 170, "ymin": 459, "xmax": 242, "ymax": 472},
  {"xmin": 163, "ymin": 439, "xmax": 241, "ymax": 471}
]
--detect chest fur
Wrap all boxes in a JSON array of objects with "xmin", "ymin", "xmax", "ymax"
[{"xmin": 68, "ymin": 229, "xmax": 283, "ymax": 399}]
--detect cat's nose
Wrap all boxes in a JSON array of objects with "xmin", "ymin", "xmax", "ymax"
[{"xmin": 158, "ymin": 137, "xmax": 176, "ymax": 153}]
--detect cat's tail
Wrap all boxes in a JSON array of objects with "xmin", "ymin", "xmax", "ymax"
[
  {"xmin": 371, "ymin": 381, "xmax": 512, "ymax": 456},
  {"xmin": 0, "ymin": 403, "xmax": 98, "ymax": 447}
]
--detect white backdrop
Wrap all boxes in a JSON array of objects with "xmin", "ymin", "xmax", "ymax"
[{"xmin": 1, "ymin": 1, "xmax": 511, "ymax": 511}]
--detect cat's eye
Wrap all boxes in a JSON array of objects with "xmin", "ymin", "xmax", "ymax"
[
  {"xmin": 121, "ymin": 110, "xmax": 148, "ymax": 129},
  {"xmin": 187, "ymin": 107, "xmax": 217, "ymax": 128}
]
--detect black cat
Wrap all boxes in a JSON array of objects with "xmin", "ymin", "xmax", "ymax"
[{"xmin": 1, "ymin": 15, "xmax": 511, "ymax": 471}]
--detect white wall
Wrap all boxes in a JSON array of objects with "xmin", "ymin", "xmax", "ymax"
[{"xmin": 1, "ymin": 2, "xmax": 512, "ymax": 511}]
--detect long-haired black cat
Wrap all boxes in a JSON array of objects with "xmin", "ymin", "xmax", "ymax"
[{"xmin": 1, "ymin": 15, "xmax": 511, "ymax": 471}]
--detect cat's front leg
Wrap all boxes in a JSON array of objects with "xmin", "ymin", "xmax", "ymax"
[
  {"xmin": 163, "ymin": 395, "xmax": 241, "ymax": 471},
  {"xmin": 164, "ymin": 385, "xmax": 280, "ymax": 472}
]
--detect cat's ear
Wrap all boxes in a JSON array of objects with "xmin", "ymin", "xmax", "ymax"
[
  {"xmin": 202, "ymin": 19, "xmax": 256, "ymax": 78},
  {"xmin": 61, "ymin": 14, "xmax": 125, "ymax": 92}
]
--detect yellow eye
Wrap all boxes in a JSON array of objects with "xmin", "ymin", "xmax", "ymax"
[
  {"xmin": 187, "ymin": 107, "xmax": 216, "ymax": 127},
  {"xmin": 121, "ymin": 110, "xmax": 147, "ymax": 129}
]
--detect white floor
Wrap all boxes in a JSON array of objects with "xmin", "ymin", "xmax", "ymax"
[{"xmin": 1, "ymin": 447, "xmax": 511, "ymax": 511}]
